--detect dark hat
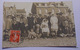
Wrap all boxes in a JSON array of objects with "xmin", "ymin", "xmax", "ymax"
[
  {"xmin": 39, "ymin": 14, "xmax": 42, "ymax": 16},
  {"xmin": 56, "ymin": 13, "xmax": 60, "ymax": 15},
  {"xmin": 17, "ymin": 15, "xmax": 20, "ymax": 16}
]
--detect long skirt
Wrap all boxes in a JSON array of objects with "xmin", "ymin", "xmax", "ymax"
[
  {"xmin": 51, "ymin": 24, "xmax": 58, "ymax": 31},
  {"xmin": 42, "ymin": 27, "xmax": 50, "ymax": 33}
]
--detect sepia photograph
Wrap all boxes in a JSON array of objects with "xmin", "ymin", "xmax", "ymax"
[{"xmin": 2, "ymin": 1, "xmax": 76, "ymax": 48}]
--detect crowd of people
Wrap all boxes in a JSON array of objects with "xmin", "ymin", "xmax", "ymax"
[{"xmin": 3, "ymin": 12, "xmax": 75, "ymax": 41}]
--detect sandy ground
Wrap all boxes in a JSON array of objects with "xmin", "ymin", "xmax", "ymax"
[{"xmin": 2, "ymin": 37, "xmax": 76, "ymax": 48}]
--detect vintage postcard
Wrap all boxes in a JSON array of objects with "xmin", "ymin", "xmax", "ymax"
[{"xmin": 2, "ymin": 1, "xmax": 76, "ymax": 48}]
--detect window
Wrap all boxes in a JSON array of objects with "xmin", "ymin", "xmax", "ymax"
[
  {"xmin": 36, "ymin": 3, "xmax": 39, "ymax": 6},
  {"xmin": 39, "ymin": 3, "xmax": 41, "ymax": 6},
  {"xmin": 60, "ymin": 2, "xmax": 64, "ymax": 6},
  {"xmin": 39, "ymin": 9, "xmax": 41, "ymax": 14},
  {"xmin": 45, "ymin": 4, "xmax": 47, "ymax": 6},
  {"xmin": 64, "ymin": 9, "xmax": 66, "ymax": 13},
  {"xmin": 58, "ymin": 8, "xmax": 61, "ymax": 13},
  {"xmin": 45, "ymin": 9, "xmax": 47, "ymax": 13},
  {"xmin": 50, "ymin": 3, "xmax": 54, "ymax": 7},
  {"xmin": 52, "ymin": 9, "xmax": 54, "ymax": 14},
  {"xmin": 42, "ymin": 3, "xmax": 45, "ymax": 6}
]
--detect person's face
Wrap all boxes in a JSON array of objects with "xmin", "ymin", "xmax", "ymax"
[
  {"xmin": 8, "ymin": 16, "xmax": 11, "ymax": 19},
  {"xmin": 20, "ymin": 19, "xmax": 23, "ymax": 22},
  {"xmin": 30, "ymin": 14, "xmax": 32, "ymax": 17},
  {"xmin": 44, "ymin": 20, "xmax": 46, "ymax": 22},
  {"xmin": 17, "ymin": 16, "xmax": 19, "ymax": 18},
  {"xmin": 52, "ymin": 15, "xmax": 54, "ymax": 17},
  {"xmin": 37, "ymin": 15, "xmax": 39, "ymax": 18},
  {"xmin": 31, "ymin": 29, "xmax": 33, "ymax": 32},
  {"xmin": 28, "ymin": 30, "xmax": 30, "ymax": 33},
  {"xmin": 33, "ymin": 16, "xmax": 35, "ymax": 18},
  {"xmin": 16, "ymin": 17, "xmax": 18, "ymax": 19},
  {"xmin": 14, "ymin": 20, "xmax": 16, "ymax": 24},
  {"xmin": 48, "ymin": 14, "xmax": 51, "ymax": 16},
  {"xmin": 14, "ymin": 18, "xmax": 16, "ymax": 21}
]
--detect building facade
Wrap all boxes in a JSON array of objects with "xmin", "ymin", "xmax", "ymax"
[
  {"xmin": 4, "ymin": 5, "xmax": 16, "ymax": 17},
  {"xmin": 31, "ymin": 2, "xmax": 69, "ymax": 16},
  {"xmin": 3, "ymin": 5, "xmax": 26, "ymax": 18}
]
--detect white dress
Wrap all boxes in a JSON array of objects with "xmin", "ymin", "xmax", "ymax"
[
  {"xmin": 41, "ymin": 19, "xmax": 49, "ymax": 33},
  {"xmin": 50, "ymin": 16, "xmax": 58, "ymax": 31}
]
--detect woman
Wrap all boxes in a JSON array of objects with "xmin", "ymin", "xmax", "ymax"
[
  {"xmin": 41, "ymin": 19, "xmax": 50, "ymax": 38},
  {"xmin": 50, "ymin": 14, "xmax": 58, "ymax": 38}
]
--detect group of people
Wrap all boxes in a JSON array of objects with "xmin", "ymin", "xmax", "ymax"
[
  {"xmin": 3, "ymin": 12, "xmax": 75, "ymax": 41},
  {"xmin": 26, "ymin": 12, "xmax": 75, "ymax": 39}
]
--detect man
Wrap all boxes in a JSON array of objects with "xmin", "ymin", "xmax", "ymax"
[
  {"xmin": 56, "ymin": 13, "xmax": 61, "ymax": 36},
  {"xmin": 46, "ymin": 12, "xmax": 52, "ymax": 37},
  {"xmin": 64, "ymin": 18, "xmax": 69, "ymax": 34},
  {"xmin": 50, "ymin": 14, "xmax": 58, "ymax": 38},
  {"xmin": 37, "ymin": 14, "xmax": 43, "ymax": 25},
  {"xmin": 34, "ymin": 14, "xmax": 42, "ymax": 35},
  {"xmin": 27, "ymin": 13, "xmax": 34, "ymax": 31},
  {"xmin": 11, "ymin": 17, "xmax": 18, "ymax": 30},
  {"xmin": 58, "ymin": 12, "xmax": 65, "ymax": 35},
  {"xmin": 19, "ymin": 18, "xmax": 25, "ymax": 41}
]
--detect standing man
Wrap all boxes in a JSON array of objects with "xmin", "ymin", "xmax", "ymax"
[
  {"xmin": 34, "ymin": 14, "xmax": 42, "ymax": 37},
  {"xmin": 58, "ymin": 12, "xmax": 65, "ymax": 35},
  {"xmin": 11, "ymin": 17, "xmax": 18, "ymax": 30},
  {"xmin": 20, "ymin": 16, "xmax": 25, "ymax": 41},
  {"xmin": 46, "ymin": 12, "xmax": 52, "ymax": 37},
  {"xmin": 27, "ymin": 13, "xmax": 34, "ymax": 31}
]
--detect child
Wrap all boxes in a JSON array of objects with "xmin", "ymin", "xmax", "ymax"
[
  {"xmin": 41, "ymin": 19, "xmax": 50, "ymax": 38},
  {"xmin": 35, "ymin": 24, "xmax": 42, "ymax": 38},
  {"xmin": 28, "ymin": 29, "xmax": 37, "ymax": 39}
]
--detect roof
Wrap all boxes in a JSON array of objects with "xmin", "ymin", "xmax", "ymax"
[
  {"xmin": 33, "ymin": 2, "xmax": 68, "ymax": 8},
  {"xmin": 16, "ymin": 9, "xmax": 26, "ymax": 13},
  {"xmin": 56, "ymin": 2, "xmax": 68, "ymax": 8}
]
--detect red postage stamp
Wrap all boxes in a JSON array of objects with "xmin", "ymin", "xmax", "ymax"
[{"xmin": 10, "ymin": 30, "xmax": 20, "ymax": 42}]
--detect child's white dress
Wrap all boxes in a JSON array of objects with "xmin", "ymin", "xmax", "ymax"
[{"xmin": 41, "ymin": 19, "xmax": 49, "ymax": 33}]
